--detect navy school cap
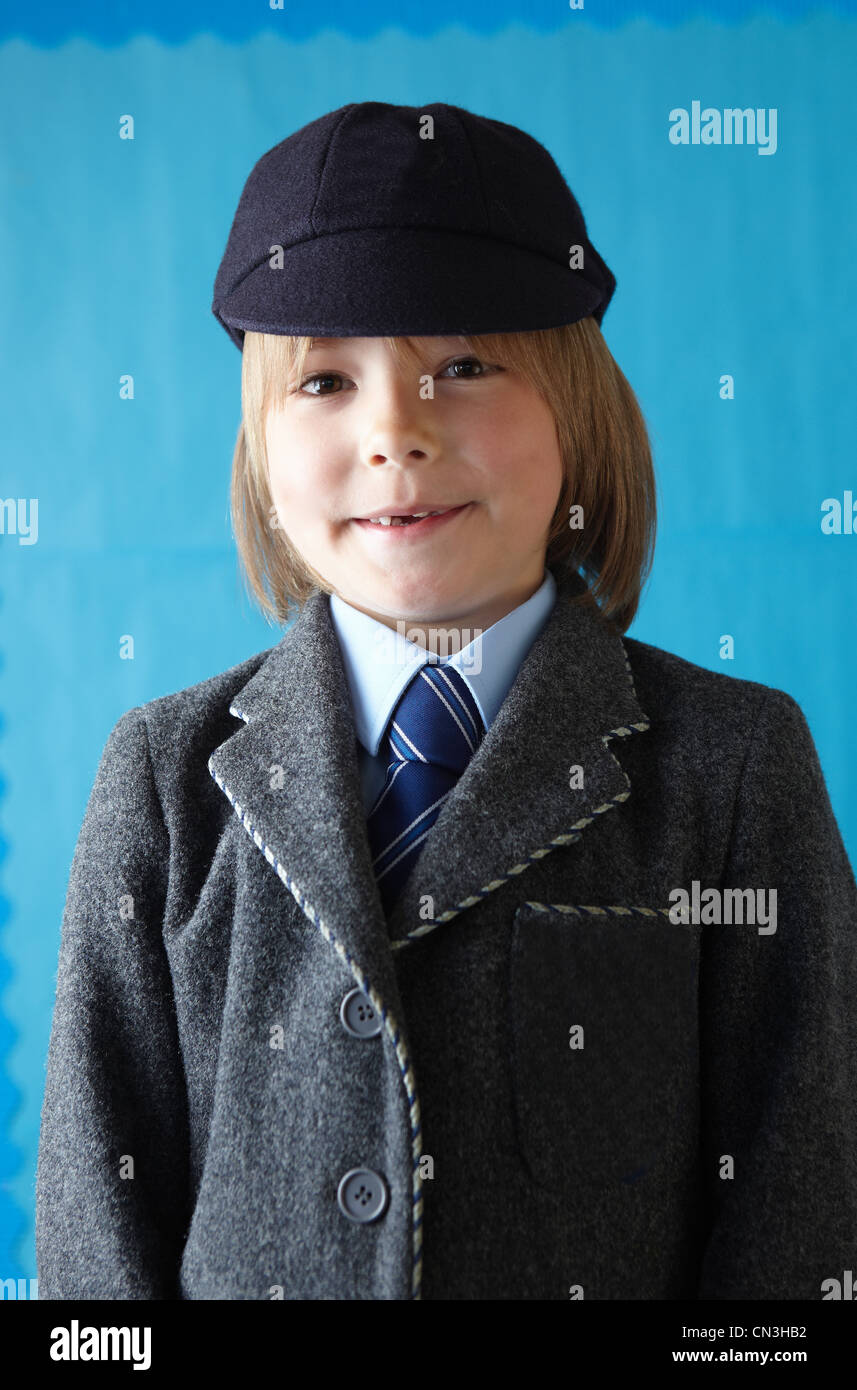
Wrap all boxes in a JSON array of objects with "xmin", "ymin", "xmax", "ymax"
[{"xmin": 212, "ymin": 100, "xmax": 616, "ymax": 350}]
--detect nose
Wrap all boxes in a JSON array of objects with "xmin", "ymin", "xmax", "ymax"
[{"xmin": 359, "ymin": 373, "xmax": 441, "ymax": 469}]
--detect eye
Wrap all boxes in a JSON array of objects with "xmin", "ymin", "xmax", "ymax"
[
  {"xmin": 298, "ymin": 372, "xmax": 349, "ymax": 396},
  {"xmin": 439, "ymin": 356, "xmax": 498, "ymax": 379}
]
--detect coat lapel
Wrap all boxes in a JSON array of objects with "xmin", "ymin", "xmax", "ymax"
[
  {"xmin": 207, "ymin": 586, "xmax": 398, "ymax": 1004},
  {"xmin": 208, "ymin": 566, "xmax": 650, "ymax": 983},
  {"xmin": 386, "ymin": 567, "xmax": 651, "ymax": 939}
]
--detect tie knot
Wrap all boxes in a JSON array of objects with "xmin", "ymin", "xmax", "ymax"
[{"xmin": 384, "ymin": 661, "xmax": 485, "ymax": 776}]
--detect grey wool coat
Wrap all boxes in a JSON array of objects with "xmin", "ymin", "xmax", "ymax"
[{"xmin": 36, "ymin": 565, "xmax": 857, "ymax": 1300}]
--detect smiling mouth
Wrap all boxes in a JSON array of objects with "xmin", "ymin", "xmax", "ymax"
[{"xmin": 352, "ymin": 503, "xmax": 473, "ymax": 534}]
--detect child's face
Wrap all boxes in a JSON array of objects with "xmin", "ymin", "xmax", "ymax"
[{"xmin": 264, "ymin": 335, "xmax": 564, "ymax": 631}]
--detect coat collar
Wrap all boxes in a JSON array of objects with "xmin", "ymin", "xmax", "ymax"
[{"xmin": 208, "ymin": 566, "xmax": 649, "ymax": 1002}]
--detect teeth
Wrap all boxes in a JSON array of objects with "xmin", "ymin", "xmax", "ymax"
[{"xmin": 366, "ymin": 510, "xmax": 446, "ymax": 526}]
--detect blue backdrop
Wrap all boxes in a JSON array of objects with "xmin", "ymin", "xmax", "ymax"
[{"xmin": 1, "ymin": 0, "xmax": 855, "ymax": 1288}]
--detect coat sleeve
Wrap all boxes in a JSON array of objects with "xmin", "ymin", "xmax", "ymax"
[
  {"xmin": 696, "ymin": 687, "xmax": 857, "ymax": 1299},
  {"xmin": 36, "ymin": 707, "xmax": 191, "ymax": 1299}
]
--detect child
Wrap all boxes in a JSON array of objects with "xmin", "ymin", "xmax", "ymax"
[{"xmin": 36, "ymin": 101, "xmax": 857, "ymax": 1300}]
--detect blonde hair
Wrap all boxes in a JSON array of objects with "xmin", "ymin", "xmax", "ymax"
[{"xmin": 230, "ymin": 318, "xmax": 656, "ymax": 635}]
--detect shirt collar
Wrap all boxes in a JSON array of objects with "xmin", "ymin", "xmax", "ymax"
[{"xmin": 328, "ymin": 569, "xmax": 557, "ymax": 756}]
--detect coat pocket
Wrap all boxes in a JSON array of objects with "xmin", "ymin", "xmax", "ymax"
[{"xmin": 509, "ymin": 903, "xmax": 700, "ymax": 1192}]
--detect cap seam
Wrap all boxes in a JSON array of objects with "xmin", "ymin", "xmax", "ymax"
[
  {"xmin": 310, "ymin": 104, "xmax": 360, "ymax": 235},
  {"xmin": 221, "ymin": 222, "xmax": 600, "ymax": 287},
  {"xmin": 453, "ymin": 108, "xmax": 491, "ymax": 229}
]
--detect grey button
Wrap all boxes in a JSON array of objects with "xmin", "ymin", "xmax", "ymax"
[
  {"xmin": 337, "ymin": 1168, "xmax": 389, "ymax": 1223},
  {"xmin": 340, "ymin": 987, "xmax": 382, "ymax": 1038}
]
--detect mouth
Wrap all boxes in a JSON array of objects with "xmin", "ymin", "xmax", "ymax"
[{"xmin": 351, "ymin": 503, "xmax": 473, "ymax": 536}]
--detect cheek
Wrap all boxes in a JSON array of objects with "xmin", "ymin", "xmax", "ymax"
[
  {"xmin": 266, "ymin": 438, "xmax": 319, "ymax": 511},
  {"xmin": 270, "ymin": 465, "xmax": 312, "ymax": 508},
  {"xmin": 477, "ymin": 404, "xmax": 561, "ymax": 502}
]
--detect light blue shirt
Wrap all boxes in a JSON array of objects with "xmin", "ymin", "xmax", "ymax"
[{"xmin": 328, "ymin": 569, "xmax": 557, "ymax": 813}]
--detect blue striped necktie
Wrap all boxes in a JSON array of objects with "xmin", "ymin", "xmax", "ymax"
[{"xmin": 367, "ymin": 659, "xmax": 486, "ymax": 916}]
